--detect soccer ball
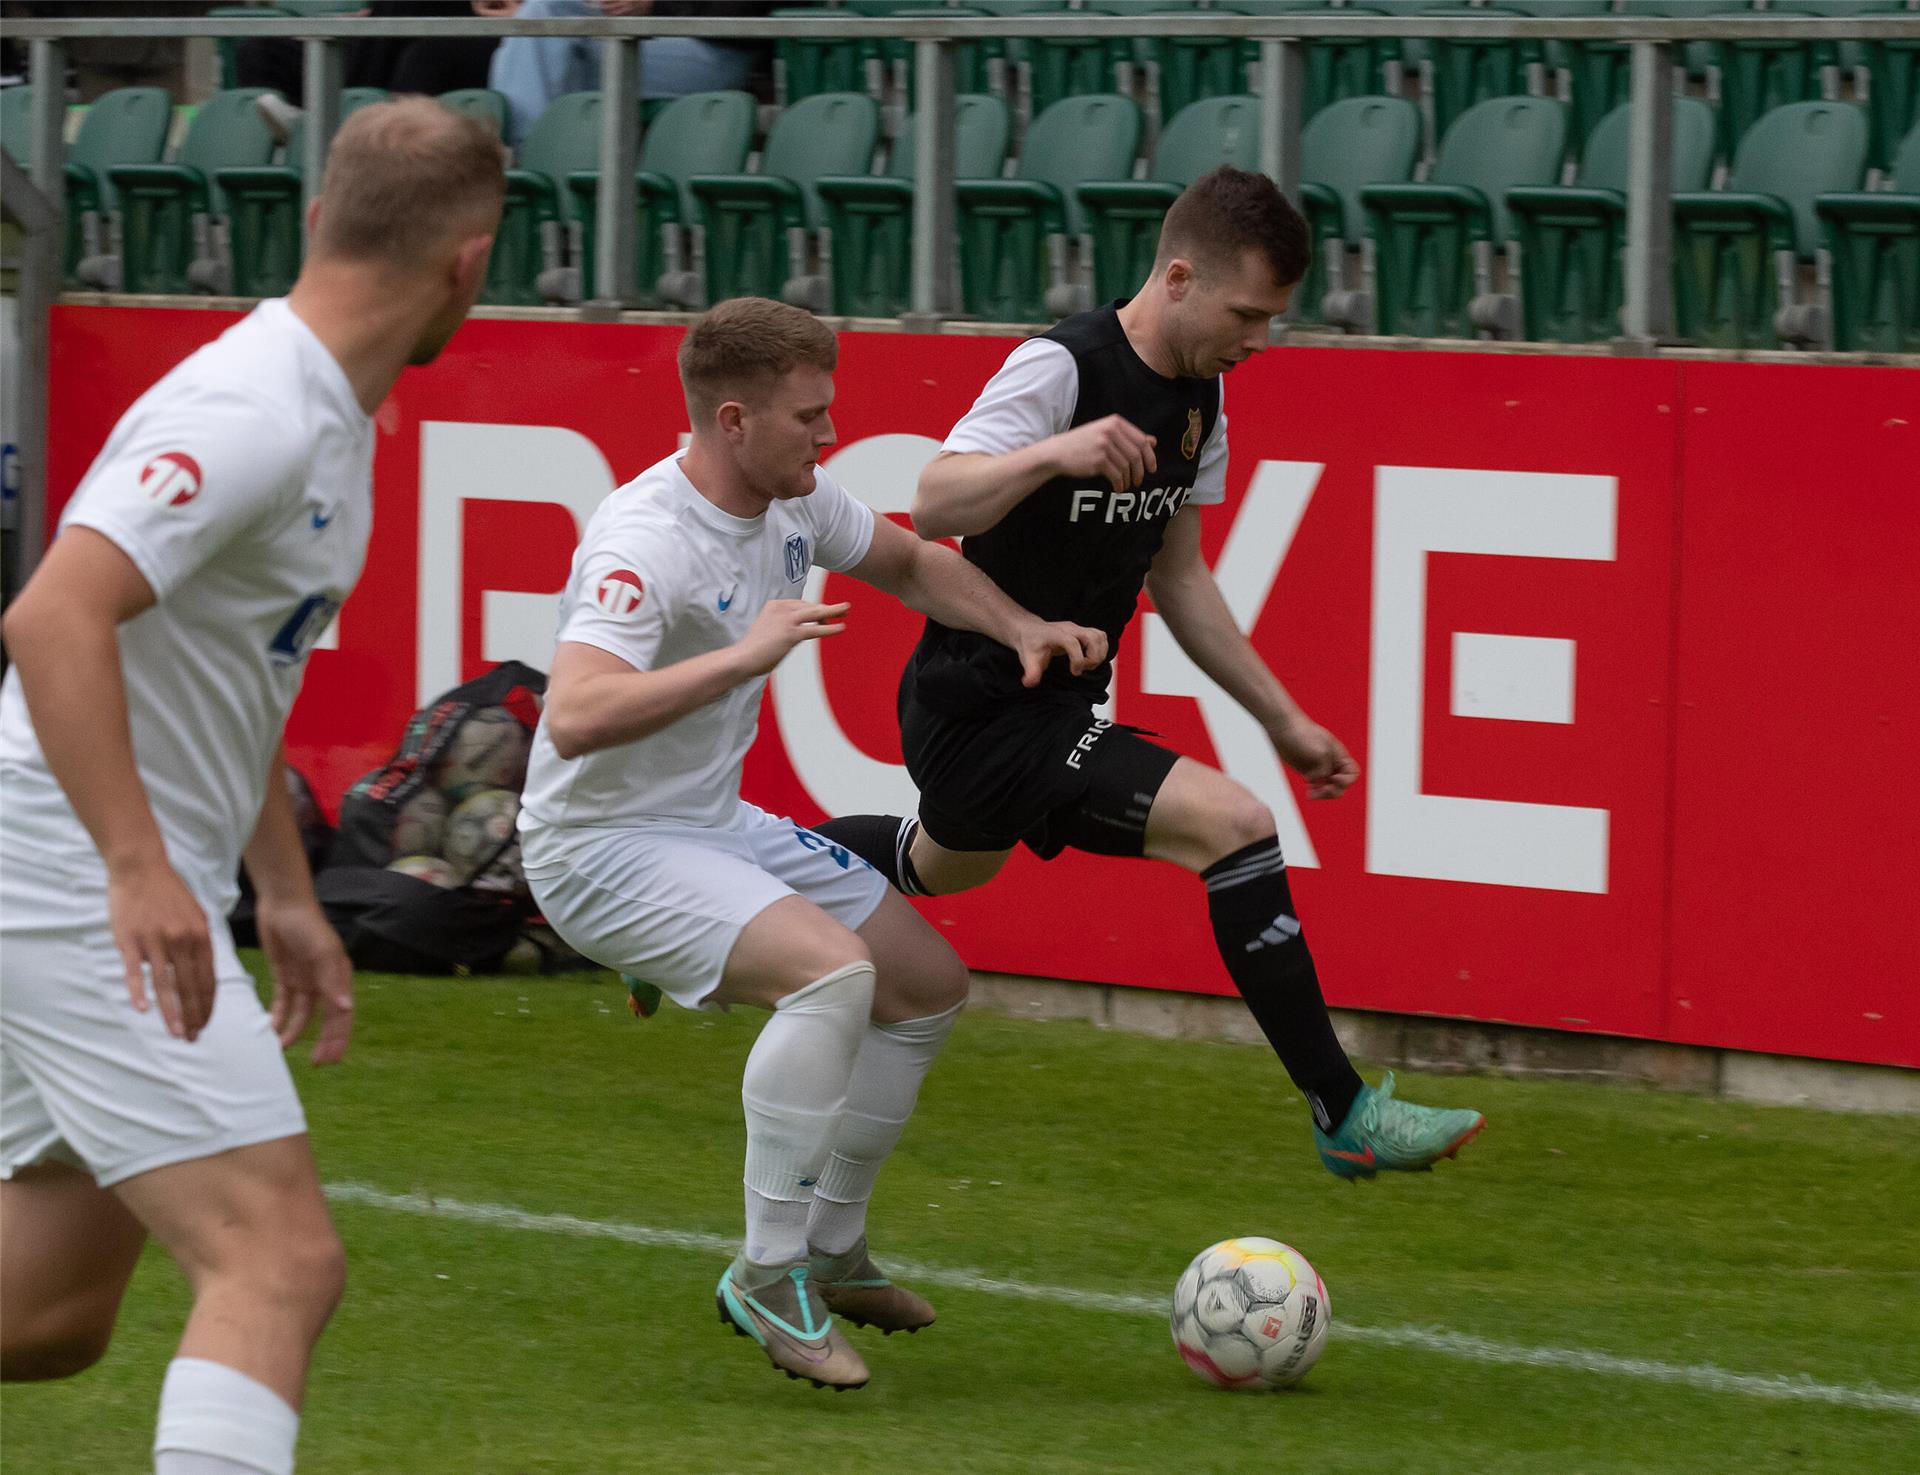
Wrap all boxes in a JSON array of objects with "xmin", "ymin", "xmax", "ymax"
[
  {"xmin": 1170, "ymin": 1237, "xmax": 1330, "ymax": 1391},
  {"xmin": 390, "ymin": 786, "xmax": 449, "ymax": 858},
  {"xmin": 388, "ymin": 853, "xmax": 459, "ymax": 887},
  {"xmin": 443, "ymin": 787, "xmax": 521, "ymax": 878},
  {"xmin": 434, "ymin": 705, "xmax": 531, "ymax": 798}
]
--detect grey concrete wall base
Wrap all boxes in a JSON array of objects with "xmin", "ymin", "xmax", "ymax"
[{"xmin": 966, "ymin": 973, "xmax": 1919, "ymax": 1117}]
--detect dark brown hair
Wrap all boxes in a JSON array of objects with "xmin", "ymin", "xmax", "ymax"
[
  {"xmin": 1156, "ymin": 165, "xmax": 1311, "ymax": 289},
  {"xmin": 678, "ymin": 297, "xmax": 839, "ymax": 418},
  {"xmin": 311, "ymin": 96, "xmax": 505, "ymax": 264}
]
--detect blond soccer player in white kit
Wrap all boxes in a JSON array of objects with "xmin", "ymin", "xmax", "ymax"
[
  {"xmin": 522, "ymin": 298, "xmax": 1107, "ymax": 1392},
  {"xmin": 0, "ymin": 100, "xmax": 502, "ymax": 1475}
]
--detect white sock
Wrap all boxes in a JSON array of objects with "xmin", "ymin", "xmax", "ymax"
[
  {"xmin": 740, "ymin": 961, "xmax": 875, "ymax": 1265},
  {"xmin": 154, "ymin": 1357, "xmax": 299, "ymax": 1475},
  {"xmin": 808, "ymin": 1002, "xmax": 962, "ymax": 1257}
]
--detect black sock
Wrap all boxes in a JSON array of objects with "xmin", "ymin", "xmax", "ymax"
[
  {"xmin": 1202, "ymin": 837, "xmax": 1364, "ymax": 1131},
  {"xmin": 813, "ymin": 814, "xmax": 927, "ymax": 895}
]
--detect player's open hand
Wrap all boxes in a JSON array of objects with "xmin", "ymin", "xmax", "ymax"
[
  {"xmin": 1014, "ymin": 619, "xmax": 1109, "ymax": 687},
  {"xmin": 258, "ymin": 897, "xmax": 356, "ymax": 1065},
  {"xmin": 1050, "ymin": 414, "xmax": 1157, "ymax": 494},
  {"xmin": 108, "ymin": 855, "xmax": 218, "ymax": 1043},
  {"xmin": 1272, "ymin": 717, "xmax": 1360, "ymax": 800},
  {"xmin": 735, "ymin": 598, "xmax": 850, "ymax": 676}
]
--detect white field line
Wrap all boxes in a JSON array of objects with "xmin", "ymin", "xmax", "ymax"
[{"xmin": 325, "ymin": 1182, "xmax": 1920, "ymax": 1417}]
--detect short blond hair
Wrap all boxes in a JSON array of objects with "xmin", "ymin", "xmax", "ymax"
[
  {"xmin": 311, "ymin": 96, "xmax": 505, "ymax": 264},
  {"xmin": 679, "ymin": 297, "xmax": 838, "ymax": 420}
]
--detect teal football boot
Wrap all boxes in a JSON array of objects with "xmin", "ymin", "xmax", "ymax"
[
  {"xmin": 1313, "ymin": 1072, "xmax": 1485, "ymax": 1180},
  {"xmin": 621, "ymin": 973, "xmax": 663, "ymax": 1019}
]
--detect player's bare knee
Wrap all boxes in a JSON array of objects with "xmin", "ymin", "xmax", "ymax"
[
  {"xmin": 1207, "ymin": 785, "xmax": 1277, "ymax": 859},
  {"xmin": 1, "ymin": 1323, "xmax": 115, "ymax": 1382},
  {"xmin": 780, "ymin": 934, "xmax": 874, "ymax": 1003},
  {"xmin": 217, "ymin": 1219, "xmax": 346, "ymax": 1326}
]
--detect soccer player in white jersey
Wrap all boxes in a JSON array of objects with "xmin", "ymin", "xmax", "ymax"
[
  {"xmin": 0, "ymin": 100, "xmax": 502, "ymax": 1475},
  {"xmin": 521, "ymin": 298, "xmax": 1107, "ymax": 1392}
]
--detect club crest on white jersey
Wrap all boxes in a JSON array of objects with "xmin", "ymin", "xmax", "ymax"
[
  {"xmin": 140, "ymin": 451, "xmax": 203, "ymax": 506},
  {"xmin": 593, "ymin": 568, "xmax": 646, "ymax": 618},
  {"xmin": 784, "ymin": 533, "xmax": 809, "ymax": 583}
]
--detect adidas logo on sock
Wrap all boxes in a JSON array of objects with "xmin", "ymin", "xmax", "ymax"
[{"xmin": 1244, "ymin": 913, "xmax": 1302, "ymax": 952}]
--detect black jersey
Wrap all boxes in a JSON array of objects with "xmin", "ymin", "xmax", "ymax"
[{"xmin": 905, "ymin": 303, "xmax": 1225, "ymax": 717}]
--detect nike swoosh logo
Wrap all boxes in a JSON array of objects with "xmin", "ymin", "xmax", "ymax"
[
  {"xmin": 311, "ymin": 508, "xmax": 335, "ymax": 530},
  {"xmin": 717, "ymin": 591, "xmax": 735, "ymax": 611},
  {"xmin": 1323, "ymin": 1144, "xmax": 1375, "ymax": 1166}
]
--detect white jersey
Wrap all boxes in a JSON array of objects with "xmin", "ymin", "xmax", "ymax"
[
  {"xmin": 520, "ymin": 452, "xmax": 875, "ymax": 833},
  {"xmin": 0, "ymin": 299, "xmax": 373, "ymax": 913}
]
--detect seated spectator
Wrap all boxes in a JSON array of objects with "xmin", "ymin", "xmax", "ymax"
[
  {"xmin": 490, "ymin": 0, "xmax": 778, "ymax": 148},
  {"xmin": 238, "ymin": 0, "xmax": 508, "ymax": 105}
]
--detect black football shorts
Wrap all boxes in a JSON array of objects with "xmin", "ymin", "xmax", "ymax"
[{"xmin": 899, "ymin": 691, "xmax": 1183, "ymax": 860}]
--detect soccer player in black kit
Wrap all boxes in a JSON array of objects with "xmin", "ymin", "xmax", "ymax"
[{"xmin": 817, "ymin": 167, "xmax": 1484, "ymax": 1177}]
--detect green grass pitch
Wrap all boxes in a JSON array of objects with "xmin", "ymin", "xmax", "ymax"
[{"xmin": 5, "ymin": 963, "xmax": 1917, "ymax": 1474}]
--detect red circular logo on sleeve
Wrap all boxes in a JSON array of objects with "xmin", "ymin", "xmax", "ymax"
[
  {"xmin": 139, "ymin": 452, "xmax": 203, "ymax": 506},
  {"xmin": 592, "ymin": 569, "xmax": 645, "ymax": 618}
]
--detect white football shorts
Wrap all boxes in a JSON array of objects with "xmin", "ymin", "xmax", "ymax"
[
  {"xmin": 0, "ymin": 840, "xmax": 306, "ymax": 1188},
  {"xmin": 522, "ymin": 800, "xmax": 889, "ymax": 1010}
]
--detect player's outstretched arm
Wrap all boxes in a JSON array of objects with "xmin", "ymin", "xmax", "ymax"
[
  {"xmin": 1145, "ymin": 507, "xmax": 1358, "ymax": 800},
  {"xmin": 1, "ymin": 528, "xmax": 220, "ymax": 1039},
  {"xmin": 544, "ymin": 599, "xmax": 849, "ymax": 758},
  {"xmin": 913, "ymin": 414, "xmax": 1158, "ymax": 541},
  {"xmin": 247, "ymin": 745, "xmax": 355, "ymax": 1066},
  {"xmin": 850, "ymin": 516, "xmax": 1107, "ymax": 686}
]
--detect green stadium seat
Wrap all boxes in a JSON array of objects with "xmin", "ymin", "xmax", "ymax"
[
  {"xmin": 561, "ymin": 89, "xmax": 757, "ymax": 305},
  {"xmin": 1503, "ymin": 97, "xmax": 1716, "ymax": 343},
  {"xmin": 1297, "ymin": 94, "xmax": 1421, "ymax": 328},
  {"xmin": 62, "ymin": 86, "xmax": 171, "ymax": 286},
  {"xmin": 1, "ymin": 84, "xmax": 36, "ymax": 166},
  {"xmin": 955, "ymin": 92, "xmax": 1141, "ymax": 321},
  {"xmin": 1426, "ymin": 7, "xmax": 1546, "ymax": 154},
  {"xmin": 1706, "ymin": 1, "xmax": 1838, "ymax": 169},
  {"xmin": 1007, "ymin": 7, "xmax": 1135, "ymax": 128},
  {"xmin": 102, "ymin": 88, "xmax": 279, "ymax": 295},
  {"xmin": 772, "ymin": 7, "xmax": 880, "ymax": 108},
  {"xmin": 484, "ymin": 90, "xmax": 604, "ymax": 306},
  {"xmin": 881, "ymin": 9, "xmax": 1002, "ymax": 109},
  {"xmin": 1138, "ymin": 5, "xmax": 1250, "ymax": 129},
  {"xmin": 438, "ymin": 88, "xmax": 509, "ymax": 137},
  {"xmin": 1234, "ymin": 1, "xmax": 1398, "ymax": 123},
  {"xmin": 815, "ymin": 94, "xmax": 1013, "ymax": 317},
  {"xmin": 1673, "ymin": 100, "xmax": 1869, "ymax": 348},
  {"xmin": 1813, "ymin": 121, "xmax": 1920, "ymax": 351},
  {"xmin": 1359, "ymin": 94, "xmax": 1568, "ymax": 338},
  {"xmin": 1492, "ymin": 2, "xmax": 1609, "ymax": 151},
  {"xmin": 213, "ymin": 88, "xmax": 388, "ymax": 300},
  {"xmin": 1076, "ymin": 95, "xmax": 1260, "ymax": 307},
  {"xmin": 1866, "ymin": 37, "xmax": 1920, "ymax": 176},
  {"xmin": 210, "ymin": 7, "xmax": 287, "ymax": 93},
  {"xmin": 686, "ymin": 92, "xmax": 881, "ymax": 309}
]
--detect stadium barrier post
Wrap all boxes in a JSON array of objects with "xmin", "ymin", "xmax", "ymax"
[
  {"xmin": 593, "ymin": 34, "xmax": 641, "ymax": 312},
  {"xmin": 907, "ymin": 35, "xmax": 957, "ymax": 326},
  {"xmin": 302, "ymin": 36, "xmax": 343, "ymax": 218},
  {"xmin": 1623, "ymin": 39, "xmax": 1677, "ymax": 347},
  {"xmin": 12, "ymin": 40, "xmax": 65, "ymax": 586}
]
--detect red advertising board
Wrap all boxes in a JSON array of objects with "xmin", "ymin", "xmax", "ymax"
[{"xmin": 41, "ymin": 306, "xmax": 1919, "ymax": 1068}]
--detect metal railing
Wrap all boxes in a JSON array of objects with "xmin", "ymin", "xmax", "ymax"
[{"xmin": 9, "ymin": 8, "xmax": 1919, "ymax": 332}]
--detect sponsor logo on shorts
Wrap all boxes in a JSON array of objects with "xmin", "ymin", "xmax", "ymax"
[
  {"xmin": 592, "ymin": 569, "xmax": 645, "ymax": 618},
  {"xmin": 1065, "ymin": 717, "xmax": 1114, "ymax": 771},
  {"xmin": 717, "ymin": 587, "xmax": 736, "ymax": 612},
  {"xmin": 139, "ymin": 451, "xmax": 203, "ymax": 506},
  {"xmin": 791, "ymin": 825, "xmax": 873, "ymax": 872},
  {"xmin": 784, "ymin": 533, "xmax": 809, "ymax": 584}
]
